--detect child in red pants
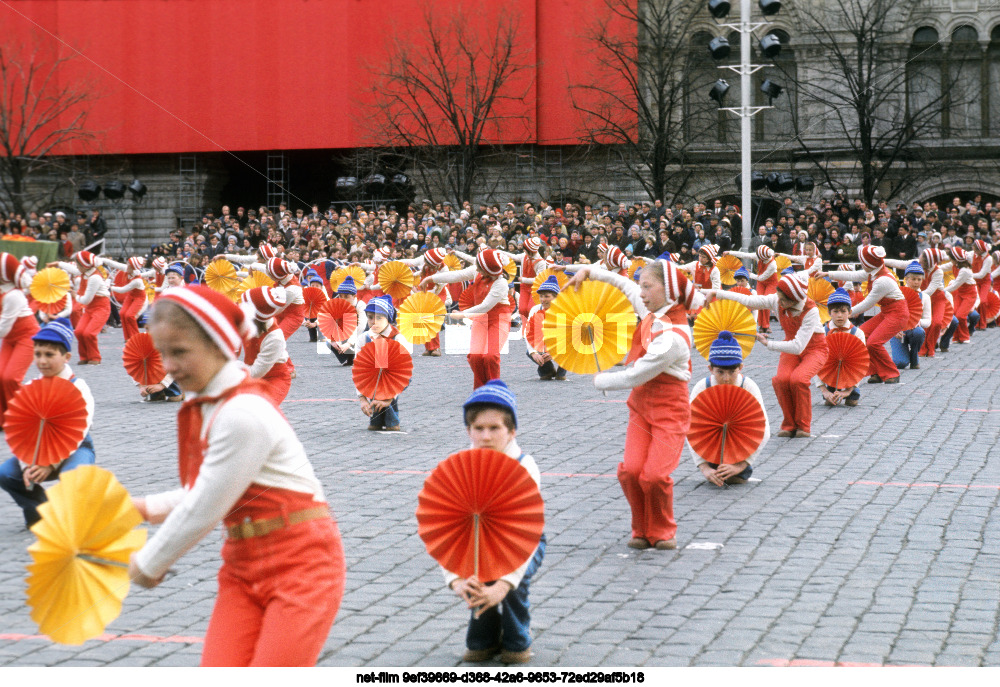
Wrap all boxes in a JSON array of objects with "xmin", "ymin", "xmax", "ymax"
[
  {"xmin": 727, "ymin": 246, "xmax": 778, "ymax": 333},
  {"xmin": 130, "ymin": 286, "xmax": 344, "ymax": 666},
  {"xmin": 707, "ymin": 274, "xmax": 828, "ymax": 438},
  {"xmin": 400, "ymin": 247, "xmax": 452, "ymax": 356},
  {"xmin": 55, "ymin": 251, "xmax": 110, "ymax": 365},
  {"xmin": 971, "ymin": 240, "xmax": 993, "ymax": 331},
  {"xmin": 944, "ymin": 245, "xmax": 978, "ymax": 345},
  {"xmin": 240, "ymin": 286, "xmax": 293, "ymax": 406},
  {"xmin": 566, "ymin": 259, "xmax": 703, "ymax": 550},
  {"xmin": 107, "ymin": 256, "xmax": 149, "ymax": 342},
  {"xmin": 264, "ymin": 258, "xmax": 306, "ymax": 341},
  {"xmin": 917, "ymin": 248, "xmax": 948, "ymax": 356},
  {"xmin": 0, "ymin": 253, "xmax": 39, "ymax": 418}
]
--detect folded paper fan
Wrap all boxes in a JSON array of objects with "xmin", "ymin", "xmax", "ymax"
[
  {"xmin": 26, "ymin": 465, "xmax": 146, "ymax": 645},
  {"xmin": 145, "ymin": 282, "xmax": 156, "ymax": 303},
  {"xmin": 317, "ymin": 298, "xmax": 359, "ymax": 342},
  {"xmin": 398, "ymin": 291, "xmax": 446, "ymax": 344},
  {"xmin": 943, "ymin": 297, "xmax": 954, "ymax": 325},
  {"xmin": 775, "ymin": 255, "xmax": 792, "ymax": 273},
  {"xmin": 541, "ymin": 280, "xmax": 636, "ymax": 374},
  {"xmin": 627, "ymin": 257, "xmax": 649, "ymax": 281},
  {"xmin": 502, "ymin": 258, "xmax": 517, "ymax": 282},
  {"xmin": 378, "ymin": 261, "xmax": 415, "ymax": 301},
  {"xmin": 900, "ymin": 286, "xmax": 923, "ymax": 330},
  {"xmin": 808, "ymin": 278, "xmax": 835, "ymax": 324},
  {"xmin": 122, "ymin": 333, "xmax": 164, "ymax": 386},
  {"xmin": 4, "ymin": 376, "xmax": 88, "ymax": 467},
  {"xmin": 30, "ymin": 268, "xmax": 72, "ymax": 304},
  {"xmin": 353, "ymin": 337, "xmax": 413, "ymax": 400},
  {"xmin": 204, "ymin": 259, "xmax": 240, "ymax": 295},
  {"xmin": 943, "ymin": 267, "xmax": 954, "ymax": 286},
  {"xmin": 302, "ymin": 286, "xmax": 328, "ymax": 319},
  {"xmin": 442, "ymin": 254, "xmax": 465, "ymax": 272},
  {"xmin": 716, "ymin": 255, "xmax": 744, "ymax": 287},
  {"xmin": 688, "ymin": 385, "xmax": 767, "ymax": 465},
  {"xmin": 728, "ymin": 286, "xmax": 752, "ymax": 296},
  {"xmin": 530, "ymin": 268, "xmax": 570, "ymax": 304},
  {"xmin": 417, "ymin": 448, "xmax": 544, "ymax": 581},
  {"xmin": 525, "ymin": 309, "xmax": 546, "ymax": 352},
  {"xmin": 818, "ymin": 332, "xmax": 870, "ymax": 389},
  {"xmin": 38, "ymin": 295, "xmax": 70, "ymax": 317},
  {"xmin": 458, "ymin": 286, "xmax": 477, "ymax": 312},
  {"xmin": 330, "ymin": 265, "xmax": 366, "ymax": 292},
  {"xmin": 693, "ymin": 299, "xmax": 756, "ymax": 360},
  {"xmin": 984, "ymin": 290, "xmax": 1000, "ymax": 323},
  {"xmin": 233, "ymin": 271, "xmax": 274, "ymax": 299}
]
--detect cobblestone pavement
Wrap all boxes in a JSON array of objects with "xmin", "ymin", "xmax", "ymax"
[{"xmin": 1, "ymin": 322, "xmax": 999, "ymax": 667}]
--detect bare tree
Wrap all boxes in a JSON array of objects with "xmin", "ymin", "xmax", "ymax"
[
  {"xmin": 779, "ymin": 0, "xmax": 954, "ymax": 206},
  {"xmin": 0, "ymin": 39, "xmax": 99, "ymax": 216},
  {"xmin": 365, "ymin": 5, "xmax": 533, "ymax": 205},
  {"xmin": 571, "ymin": 0, "xmax": 716, "ymax": 205}
]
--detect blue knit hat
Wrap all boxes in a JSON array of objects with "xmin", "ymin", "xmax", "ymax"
[
  {"xmin": 781, "ymin": 267, "xmax": 795, "ymax": 276},
  {"xmin": 32, "ymin": 317, "xmax": 74, "ymax": 353},
  {"xmin": 537, "ymin": 276, "xmax": 561, "ymax": 295},
  {"xmin": 364, "ymin": 295, "xmax": 395, "ymax": 322},
  {"xmin": 734, "ymin": 267, "xmax": 750, "ymax": 280},
  {"xmin": 463, "ymin": 379, "xmax": 517, "ymax": 428},
  {"xmin": 827, "ymin": 287, "xmax": 852, "ymax": 308},
  {"xmin": 904, "ymin": 260, "xmax": 924, "ymax": 276},
  {"xmin": 337, "ymin": 275, "xmax": 357, "ymax": 295},
  {"xmin": 708, "ymin": 330, "xmax": 743, "ymax": 367},
  {"xmin": 165, "ymin": 264, "xmax": 185, "ymax": 277}
]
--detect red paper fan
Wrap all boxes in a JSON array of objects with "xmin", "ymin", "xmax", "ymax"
[
  {"xmin": 4, "ymin": 377, "xmax": 88, "ymax": 467},
  {"xmin": 728, "ymin": 286, "xmax": 752, "ymax": 296},
  {"xmin": 943, "ymin": 297, "xmax": 954, "ymax": 325},
  {"xmin": 37, "ymin": 295, "xmax": 69, "ymax": 316},
  {"xmin": 122, "ymin": 333, "xmax": 164, "ymax": 386},
  {"xmin": 849, "ymin": 290, "xmax": 864, "ymax": 307},
  {"xmin": 818, "ymin": 331, "xmax": 870, "ymax": 389},
  {"xmin": 417, "ymin": 448, "xmax": 544, "ymax": 581},
  {"xmin": 109, "ymin": 272, "xmax": 129, "ymax": 307},
  {"xmin": 302, "ymin": 286, "xmax": 327, "ymax": 319},
  {"xmin": 525, "ymin": 310, "xmax": 545, "ymax": 352},
  {"xmin": 317, "ymin": 299, "xmax": 359, "ymax": 341},
  {"xmin": 458, "ymin": 287, "xmax": 477, "ymax": 311},
  {"xmin": 900, "ymin": 286, "xmax": 922, "ymax": 330},
  {"xmin": 353, "ymin": 337, "xmax": 412, "ymax": 400},
  {"xmin": 688, "ymin": 385, "xmax": 766, "ymax": 465},
  {"xmin": 983, "ymin": 290, "xmax": 1000, "ymax": 322}
]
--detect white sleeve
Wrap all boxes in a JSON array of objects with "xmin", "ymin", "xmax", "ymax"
[
  {"xmin": 728, "ymin": 251, "xmax": 755, "ymax": 261},
  {"xmin": 100, "ymin": 258, "xmax": 127, "ymax": 272},
  {"xmin": 714, "ymin": 289, "xmax": 778, "ymax": 312},
  {"xmin": 710, "ymin": 267, "xmax": 721, "ymax": 290},
  {"xmin": 57, "ymin": 261, "xmax": 81, "ymax": 276},
  {"xmin": 749, "ymin": 262, "xmax": 776, "ymax": 282},
  {"xmin": 767, "ymin": 307, "xmax": 821, "ymax": 355},
  {"xmin": 588, "ymin": 266, "xmax": 649, "ymax": 318},
  {"xmin": 972, "ymin": 257, "xmax": 992, "ymax": 280},
  {"xmin": 500, "ymin": 251, "xmax": 524, "ymax": 265},
  {"xmin": 0, "ymin": 290, "xmax": 25, "ymax": 337},
  {"xmin": 883, "ymin": 259, "xmax": 910, "ymax": 270},
  {"xmin": 918, "ymin": 293, "xmax": 932, "ymax": 329},
  {"xmin": 460, "ymin": 278, "xmax": 507, "ymax": 315},
  {"xmin": 595, "ymin": 328, "xmax": 688, "ymax": 390},
  {"xmin": 943, "ymin": 268, "xmax": 973, "ymax": 293},
  {"xmin": 249, "ymin": 331, "xmax": 287, "ymax": 378},
  {"xmin": 851, "ymin": 276, "xmax": 896, "ymax": 316},
  {"xmin": 111, "ymin": 277, "xmax": 144, "ymax": 294},
  {"xmin": 783, "ymin": 254, "xmax": 806, "ymax": 265},
  {"xmin": 827, "ymin": 269, "xmax": 868, "ymax": 282},
  {"xmin": 432, "ymin": 266, "xmax": 476, "ymax": 285},
  {"xmin": 223, "ymin": 254, "xmax": 255, "ymax": 265},
  {"xmin": 452, "ymin": 251, "xmax": 477, "ymax": 266}
]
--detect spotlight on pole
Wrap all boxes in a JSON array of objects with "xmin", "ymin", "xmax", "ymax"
[
  {"xmin": 127, "ymin": 180, "xmax": 147, "ymax": 200},
  {"xmin": 709, "ymin": 79, "xmax": 730, "ymax": 105},
  {"xmin": 759, "ymin": 34, "xmax": 783, "ymax": 59},
  {"xmin": 736, "ymin": 171, "xmax": 767, "ymax": 191},
  {"xmin": 760, "ymin": 79, "xmax": 783, "ymax": 101},
  {"xmin": 103, "ymin": 180, "xmax": 126, "ymax": 200},
  {"xmin": 759, "ymin": 0, "xmax": 781, "ymax": 16},
  {"xmin": 77, "ymin": 180, "xmax": 100, "ymax": 202},
  {"xmin": 795, "ymin": 175, "xmax": 815, "ymax": 192},
  {"xmin": 708, "ymin": 37, "xmax": 731, "ymax": 60},
  {"xmin": 766, "ymin": 173, "xmax": 795, "ymax": 193},
  {"xmin": 708, "ymin": 0, "xmax": 731, "ymax": 19}
]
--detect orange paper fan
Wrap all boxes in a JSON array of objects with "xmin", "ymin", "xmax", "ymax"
[
  {"xmin": 716, "ymin": 255, "xmax": 744, "ymax": 287},
  {"xmin": 4, "ymin": 377, "xmax": 88, "ymax": 467},
  {"xmin": 728, "ymin": 286, "xmax": 752, "ymax": 296},
  {"xmin": 688, "ymin": 385, "xmax": 767, "ymax": 465},
  {"xmin": 397, "ymin": 291, "xmax": 446, "ymax": 345},
  {"xmin": 900, "ymin": 286, "xmax": 922, "ymax": 330},
  {"xmin": 122, "ymin": 333, "xmax": 164, "ymax": 386},
  {"xmin": 302, "ymin": 286, "xmax": 328, "ymax": 319},
  {"xmin": 352, "ymin": 337, "xmax": 412, "ymax": 400},
  {"xmin": 330, "ymin": 265, "xmax": 366, "ymax": 292},
  {"xmin": 37, "ymin": 295, "xmax": 70, "ymax": 316},
  {"xmin": 808, "ymin": 278, "xmax": 835, "ymax": 324},
  {"xmin": 627, "ymin": 257, "xmax": 648, "ymax": 281},
  {"xmin": 317, "ymin": 299, "xmax": 359, "ymax": 342},
  {"xmin": 818, "ymin": 332, "xmax": 870, "ymax": 389},
  {"xmin": 417, "ymin": 448, "xmax": 544, "ymax": 581},
  {"xmin": 530, "ymin": 269, "xmax": 569, "ymax": 305},
  {"xmin": 442, "ymin": 254, "xmax": 465, "ymax": 272},
  {"xmin": 984, "ymin": 290, "xmax": 1000, "ymax": 322},
  {"xmin": 377, "ymin": 261, "xmax": 415, "ymax": 301}
]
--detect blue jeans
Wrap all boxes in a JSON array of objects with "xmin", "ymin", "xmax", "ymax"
[
  {"xmin": 0, "ymin": 434, "xmax": 96, "ymax": 526},
  {"xmin": 369, "ymin": 398, "xmax": 400, "ymax": 429},
  {"xmin": 890, "ymin": 327, "xmax": 925, "ymax": 369},
  {"xmin": 466, "ymin": 534, "xmax": 546, "ymax": 653},
  {"xmin": 940, "ymin": 312, "xmax": 979, "ymax": 349}
]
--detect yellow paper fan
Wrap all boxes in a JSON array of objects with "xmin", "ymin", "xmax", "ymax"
[
  {"xmin": 233, "ymin": 271, "xmax": 275, "ymax": 299},
  {"xmin": 26, "ymin": 465, "xmax": 147, "ymax": 645},
  {"xmin": 204, "ymin": 259, "xmax": 240, "ymax": 295},
  {"xmin": 943, "ymin": 265, "xmax": 955, "ymax": 286},
  {"xmin": 442, "ymin": 254, "xmax": 465, "ymax": 272},
  {"xmin": 627, "ymin": 257, "xmax": 649, "ymax": 281},
  {"xmin": 716, "ymin": 255, "xmax": 744, "ymax": 287},
  {"xmin": 397, "ymin": 291, "xmax": 447, "ymax": 344},
  {"xmin": 30, "ymin": 268, "xmax": 72, "ymax": 304},
  {"xmin": 330, "ymin": 265, "xmax": 366, "ymax": 292},
  {"xmin": 807, "ymin": 278, "xmax": 835, "ymax": 324},
  {"xmin": 542, "ymin": 281, "xmax": 636, "ymax": 374},
  {"xmin": 530, "ymin": 268, "xmax": 570, "ymax": 304},
  {"xmin": 378, "ymin": 261, "xmax": 415, "ymax": 300},
  {"xmin": 692, "ymin": 299, "xmax": 756, "ymax": 360},
  {"xmin": 145, "ymin": 281, "xmax": 156, "ymax": 303},
  {"xmin": 775, "ymin": 254, "xmax": 792, "ymax": 273},
  {"xmin": 503, "ymin": 258, "xmax": 517, "ymax": 282}
]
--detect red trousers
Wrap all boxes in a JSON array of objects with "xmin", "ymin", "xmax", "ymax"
[
  {"xmin": 756, "ymin": 280, "xmax": 776, "ymax": 329},
  {"xmin": 951, "ymin": 287, "xmax": 977, "ymax": 343},
  {"xmin": 201, "ymin": 517, "xmax": 345, "ymax": 666},
  {"xmin": 467, "ymin": 310, "xmax": 510, "ymax": 388},
  {"xmin": 975, "ymin": 281, "xmax": 990, "ymax": 329},
  {"xmin": 119, "ymin": 292, "xmax": 146, "ymax": 342},
  {"xmin": 772, "ymin": 335, "xmax": 828, "ymax": 434},
  {"xmin": 76, "ymin": 296, "xmax": 110, "ymax": 363},
  {"xmin": 261, "ymin": 362, "xmax": 292, "ymax": 405},
  {"xmin": 424, "ymin": 333, "xmax": 441, "ymax": 352},
  {"xmin": 860, "ymin": 299, "xmax": 908, "ymax": 380},
  {"xmin": 277, "ymin": 303, "xmax": 306, "ymax": 340},
  {"xmin": 618, "ymin": 376, "xmax": 688, "ymax": 543},
  {"xmin": 0, "ymin": 316, "xmax": 39, "ymax": 418},
  {"xmin": 920, "ymin": 291, "xmax": 947, "ymax": 357}
]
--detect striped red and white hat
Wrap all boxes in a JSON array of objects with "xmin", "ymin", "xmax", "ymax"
[
  {"xmin": 756, "ymin": 245, "xmax": 774, "ymax": 262},
  {"xmin": 973, "ymin": 239, "xmax": 989, "ymax": 255},
  {"xmin": 74, "ymin": 250, "xmax": 97, "ymax": 270},
  {"xmin": 606, "ymin": 246, "xmax": 628, "ymax": 270},
  {"xmin": 265, "ymin": 257, "xmax": 295, "ymax": 282},
  {"xmin": 158, "ymin": 285, "xmax": 250, "ymax": 360},
  {"xmin": 776, "ymin": 273, "xmax": 808, "ymax": 303},
  {"xmin": 424, "ymin": 247, "xmax": 446, "ymax": 267},
  {"xmin": 700, "ymin": 245, "xmax": 718, "ymax": 264},
  {"xmin": 660, "ymin": 259, "xmax": 697, "ymax": 310},
  {"xmin": 259, "ymin": 244, "xmax": 278, "ymax": 261},
  {"xmin": 151, "ymin": 256, "xmax": 168, "ymax": 272},
  {"xmin": 524, "ymin": 237, "xmax": 542, "ymax": 254},
  {"xmin": 128, "ymin": 256, "xmax": 146, "ymax": 273},
  {"xmin": 597, "ymin": 243, "xmax": 608, "ymax": 256},
  {"xmin": 476, "ymin": 248, "xmax": 506, "ymax": 276},
  {"xmin": 0, "ymin": 253, "xmax": 20, "ymax": 283},
  {"xmin": 20, "ymin": 255, "xmax": 38, "ymax": 272},
  {"xmin": 241, "ymin": 285, "xmax": 287, "ymax": 322},
  {"xmin": 949, "ymin": 245, "xmax": 968, "ymax": 263},
  {"xmin": 374, "ymin": 246, "xmax": 392, "ymax": 263},
  {"xmin": 858, "ymin": 245, "xmax": 886, "ymax": 271},
  {"xmin": 992, "ymin": 250, "xmax": 1000, "ymax": 266}
]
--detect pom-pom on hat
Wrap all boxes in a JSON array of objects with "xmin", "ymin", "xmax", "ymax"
[
  {"xmin": 241, "ymin": 286, "xmax": 287, "ymax": 322},
  {"xmin": 0, "ymin": 253, "xmax": 20, "ymax": 283},
  {"xmin": 858, "ymin": 245, "xmax": 886, "ymax": 271},
  {"xmin": 537, "ymin": 276, "xmax": 561, "ymax": 295},
  {"xmin": 827, "ymin": 287, "xmax": 853, "ymax": 308},
  {"xmin": 337, "ymin": 275, "xmax": 358, "ymax": 295},
  {"xmin": 708, "ymin": 330, "xmax": 743, "ymax": 367},
  {"xmin": 74, "ymin": 250, "xmax": 97, "ymax": 270},
  {"xmin": 151, "ymin": 256, "xmax": 168, "ymax": 272},
  {"xmin": 476, "ymin": 248, "xmax": 506, "ymax": 276},
  {"xmin": 424, "ymin": 247, "xmax": 446, "ymax": 267},
  {"xmin": 756, "ymin": 245, "xmax": 774, "ymax": 262},
  {"xmin": 606, "ymin": 246, "xmax": 628, "ymax": 270},
  {"xmin": 31, "ymin": 317, "xmax": 74, "ymax": 352},
  {"xmin": 158, "ymin": 285, "xmax": 251, "ymax": 360},
  {"xmin": 776, "ymin": 274, "xmax": 808, "ymax": 303},
  {"xmin": 463, "ymin": 379, "xmax": 517, "ymax": 428},
  {"xmin": 524, "ymin": 237, "xmax": 542, "ymax": 254},
  {"xmin": 20, "ymin": 255, "xmax": 38, "ymax": 271},
  {"xmin": 904, "ymin": 261, "xmax": 924, "ymax": 276},
  {"xmin": 364, "ymin": 294, "xmax": 395, "ymax": 322},
  {"xmin": 734, "ymin": 266, "xmax": 750, "ymax": 280}
]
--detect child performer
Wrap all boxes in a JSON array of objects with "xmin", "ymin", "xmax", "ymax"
[
  {"xmin": 304, "ymin": 273, "xmax": 325, "ymax": 343},
  {"xmin": 503, "ymin": 237, "xmax": 546, "ymax": 320},
  {"xmin": 448, "ymin": 380, "xmax": 544, "ymax": 665},
  {"xmin": 241, "ymin": 286, "xmax": 293, "ymax": 406},
  {"xmin": 706, "ymin": 274, "xmax": 828, "ymax": 437},
  {"xmin": 356, "ymin": 296, "xmax": 410, "ymax": 431},
  {"xmin": 54, "ymin": 251, "xmax": 110, "ymax": 365},
  {"xmin": 264, "ymin": 258, "xmax": 305, "ymax": 341},
  {"xmin": 149, "ymin": 256, "xmax": 168, "ymax": 295},
  {"xmin": 725, "ymin": 246, "xmax": 777, "ymax": 333},
  {"xmin": 679, "ymin": 245, "xmax": 721, "ymax": 291},
  {"xmin": 565, "ymin": 259, "xmax": 703, "ymax": 550},
  {"xmin": 524, "ymin": 276, "xmax": 566, "ymax": 381},
  {"xmin": 0, "ymin": 255, "xmax": 39, "ymax": 418},
  {"xmin": 108, "ymin": 257, "xmax": 149, "ymax": 342},
  {"xmin": 917, "ymin": 248, "xmax": 948, "ymax": 357},
  {"xmin": 0, "ymin": 319, "xmax": 93, "ymax": 528},
  {"xmin": 689, "ymin": 331, "xmax": 768, "ymax": 486},
  {"xmin": 223, "ymin": 242, "xmax": 278, "ymax": 269},
  {"xmin": 327, "ymin": 276, "xmax": 366, "ymax": 367},
  {"xmin": 129, "ymin": 286, "xmax": 344, "ymax": 667},
  {"xmin": 422, "ymin": 249, "xmax": 512, "ymax": 389},
  {"xmin": 971, "ymin": 240, "xmax": 993, "ymax": 332},
  {"xmin": 818, "ymin": 288, "xmax": 866, "ymax": 407},
  {"xmin": 400, "ymin": 247, "xmax": 451, "ymax": 357},
  {"xmin": 889, "ymin": 263, "xmax": 932, "ymax": 371},
  {"xmin": 821, "ymin": 246, "xmax": 908, "ymax": 384},
  {"xmin": 942, "ymin": 245, "xmax": 978, "ymax": 345},
  {"xmin": 779, "ymin": 240, "xmax": 821, "ymax": 282}
]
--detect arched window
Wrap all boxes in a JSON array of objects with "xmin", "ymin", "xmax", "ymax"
[
  {"xmin": 756, "ymin": 29, "xmax": 795, "ymax": 141},
  {"xmin": 948, "ymin": 25, "xmax": 982, "ymax": 136},
  {"xmin": 907, "ymin": 27, "xmax": 942, "ymax": 137}
]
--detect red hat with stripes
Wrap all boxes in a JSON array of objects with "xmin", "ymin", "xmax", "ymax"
[
  {"xmin": 476, "ymin": 248, "xmax": 506, "ymax": 276},
  {"xmin": 259, "ymin": 244, "xmax": 278, "ymax": 261},
  {"xmin": 949, "ymin": 245, "xmax": 967, "ymax": 263},
  {"xmin": 606, "ymin": 246, "xmax": 628, "ymax": 270},
  {"xmin": 74, "ymin": 250, "xmax": 97, "ymax": 270},
  {"xmin": 128, "ymin": 256, "xmax": 146, "ymax": 273},
  {"xmin": 858, "ymin": 245, "xmax": 886, "ymax": 271},
  {"xmin": 660, "ymin": 259, "xmax": 697, "ymax": 310},
  {"xmin": 241, "ymin": 285, "xmax": 288, "ymax": 322},
  {"xmin": 151, "ymin": 256, "xmax": 168, "ymax": 272},
  {"xmin": 158, "ymin": 285, "xmax": 250, "ymax": 360},
  {"xmin": 0, "ymin": 253, "xmax": 20, "ymax": 283},
  {"xmin": 424, "ymin": 248, "xmax": 446, "ymax": 267},
  {"xmin": 524, "ymin": 237, "xmax": 542, "ymax": 254},
  {"xmin": 265, "ymin": 257, "xmax": 295, "ymax": 282},
  {"xmin": 776, "ymin": 274, "xmax": 808, "ymax": 303},
  {"xmin": 973, "ymin": 239, "xmax": 989, "ymax": 254},
  {"xmin": 756, "ymin": 245, "xmax": 774, "ymax": 262},
  {"xmin": 700, "ymin": 245, "xmax": 718, "ymax": 264}
]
